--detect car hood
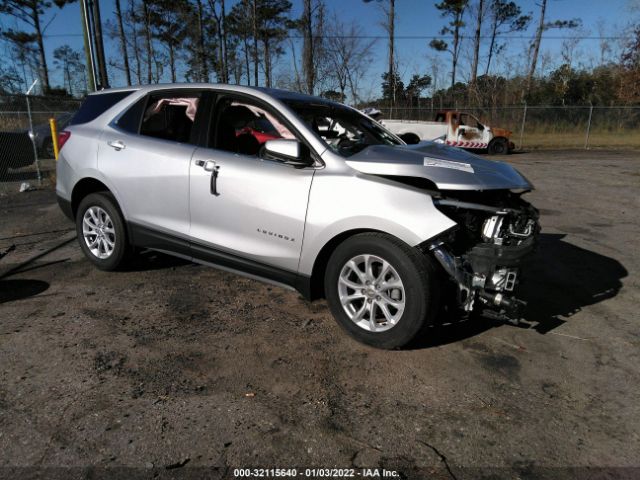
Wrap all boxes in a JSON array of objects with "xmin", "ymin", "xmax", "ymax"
[{"xmin": 345, "ymin": 142, "xmax": 533, "ymax": 191}]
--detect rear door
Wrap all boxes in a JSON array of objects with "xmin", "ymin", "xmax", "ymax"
[{"xmin": 99, "ymin": 90, "xmax": 204, "ymax": 249}]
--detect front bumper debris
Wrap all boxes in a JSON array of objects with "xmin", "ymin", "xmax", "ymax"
[
  {"xmin": 430, "ymin": 240, "xmax": 535, "ymax": 323},
  {"xmin": 426, "ymin": 195, "xmax": 539, "ymax": 323}
]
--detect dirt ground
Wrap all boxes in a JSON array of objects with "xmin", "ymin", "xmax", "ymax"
[{"xmin": 1, "ymin": 149, "xmax": 639, "ymax": 480}]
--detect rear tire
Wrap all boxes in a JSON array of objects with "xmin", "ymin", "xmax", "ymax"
[
  {"xmin": 42, "ymin": 138, "xmax": 54, "ymax": 159},
  {"xmin": 399, "ymin": 132, "xmax": 421, "ymax": 145},
  {"xmin": 324, "ymin": 233, "xmax": 439, "ymax": 349},
  {"xmin": 488, "ymin": 137, "xmax": 508, "ymax": 155},
  {"xmin": 76, "ymin": 192, "xmax": 130, "ymax": 271}
]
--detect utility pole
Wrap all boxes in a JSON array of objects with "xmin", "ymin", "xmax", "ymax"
[
  {"xmin": 91, "ymin": 0, "xmax": 109, "ymax": 88},
  {"xmin": 388, "ymin": 0, "xmax": 396, "ymax": 117},
  {"xmin": 252, "ymin": 0, "xmax": 259, "ymax": 86},
  {"xmin": 80, "ymin": 0, "xmax": 96, "ymax": 91}
]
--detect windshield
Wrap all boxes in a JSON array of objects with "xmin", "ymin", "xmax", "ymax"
[
  {"xmin": 284, "ymin": 100, "xmax": 404, "ymax": 157},
  {"xmin": 459, "ymin": 113, "xmax": 484, "ymax": 130}
]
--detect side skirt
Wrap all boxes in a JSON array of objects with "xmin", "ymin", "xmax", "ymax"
[{"xmin": 129, "ymin": 222, "xmax": 312, "ymax": 299}]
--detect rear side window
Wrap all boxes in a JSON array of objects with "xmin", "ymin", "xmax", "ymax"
[
  {"xmin": 69, "ymin": 91, "xmax": 133, "ymax": 126},
  {"xmin": 115, "ymin": 96, "xmax": 146, "ymax": 133}
]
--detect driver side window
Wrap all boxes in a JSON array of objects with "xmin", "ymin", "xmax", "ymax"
[{"xmin": 210, "ymin": 96, "xmax": 296, "ymax": 157}]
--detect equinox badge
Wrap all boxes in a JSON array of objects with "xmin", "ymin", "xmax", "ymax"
[{"xmin": 257, "ymin": 228, "xmax": 295, "ymax": 242}]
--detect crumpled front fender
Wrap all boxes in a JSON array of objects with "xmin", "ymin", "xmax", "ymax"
[{"xmin": 298, "ymin": 169, "xmax": 456, "ymax": 276}]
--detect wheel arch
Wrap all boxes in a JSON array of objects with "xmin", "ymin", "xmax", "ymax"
[
  {"xmin": 71, "ymin": 177, "xmax": 117, "ymax": 218},
  {"xmin": 398, "ymin": 132, "xmax": 422, "ymax": 145},
  {"xmin": 305, "ymin": 228, "xmax": 388, "ymax": 301}
]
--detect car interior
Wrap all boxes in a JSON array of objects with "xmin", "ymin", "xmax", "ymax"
[
  {"xmin": 214, "ymin": 103, "xmax": 262, "ymax": 155},
  {"xmin": 212, "ymin": 100, "xmax": 293, "ymax": 156},
  {"xmin": 140, "ymin": 96, "xmax": 200, "ymax": 143}
]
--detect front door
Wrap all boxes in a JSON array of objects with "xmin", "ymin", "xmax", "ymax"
[{"xmin": 189, "ymin": 94, "xmax": 314, "ymax": 276}]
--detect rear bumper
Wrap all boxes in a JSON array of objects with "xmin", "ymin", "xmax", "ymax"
[{"xmin": 57, "ymin": 194, "xmax": 74, "ymax": 221}]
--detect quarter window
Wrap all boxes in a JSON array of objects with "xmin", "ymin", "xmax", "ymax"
[{"xmin": 69, "ymin": 90, "xmax": 133, "ymax": 126}]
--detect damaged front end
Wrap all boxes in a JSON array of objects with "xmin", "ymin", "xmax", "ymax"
[
  {"xmin": 423, "ymin": 190, "xmax": 539, "ymax": 323},
  {"xmin": 344, "ymin": 141, "xmax": 539, "ymax": 322}
]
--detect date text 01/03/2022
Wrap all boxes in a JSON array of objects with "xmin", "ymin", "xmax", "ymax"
[{"xmin": 232, "ymin": 468, "xmax": 400, "ymax": 477}]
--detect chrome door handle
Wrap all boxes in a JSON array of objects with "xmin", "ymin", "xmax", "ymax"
[
  {"xmin": 195, "ymin": 159, "xmax": 217, "ymax": 172},
  {"xmin": 107, "ymin": 140, "xmax": 126, "ymax": 151},
  {"xmin": 194, "ymin": 159, "xmax": 220, "ymax": 195}
]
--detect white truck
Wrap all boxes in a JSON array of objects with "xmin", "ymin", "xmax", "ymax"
[{"xmin": 383, "ymin": 110, "xmax": 515, "ymax": 155}]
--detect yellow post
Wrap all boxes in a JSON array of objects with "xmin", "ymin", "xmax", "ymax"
[{"xmin": 49, "ymin": 117, "xmax": 59, "ymax": 160}]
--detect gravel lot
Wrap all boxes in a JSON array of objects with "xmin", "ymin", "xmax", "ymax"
[{"xmin": 1, "ymin": 149, "xmax": 639, "ymax": 479}]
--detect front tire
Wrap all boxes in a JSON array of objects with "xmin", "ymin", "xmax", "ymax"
[
  {"xmin": 76, "ymin": 192, "xmax": 130, "ymax": 271},
  {"xmin": 324, "ymin": 233, "xmax": 439, "ymax": 349}
]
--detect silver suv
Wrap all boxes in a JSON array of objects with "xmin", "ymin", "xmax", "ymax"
[{"xmin": 56, "ymin": 84, "xmax": 539, "ymax": 349}]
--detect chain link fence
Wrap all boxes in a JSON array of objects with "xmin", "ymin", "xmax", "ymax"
[
  {"xmin": 1, "ymin": 96, "xmax": 639, "ymax": 195},
  {"xmin": 0, "ymin": 94, "xmax": 81, "ymax": 195},
  {"xmin": 384, "ymin": 105, "xmax": 640, "ymax": 150}
]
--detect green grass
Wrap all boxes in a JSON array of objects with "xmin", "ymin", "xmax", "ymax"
[{"xmin": 518, "ymin": 130, "xmax": 640, "ymax": 149}]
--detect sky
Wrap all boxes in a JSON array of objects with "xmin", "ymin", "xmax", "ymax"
[{"xmin": 1, "ymin": 0, "xmax": 637, "ymax": 97}]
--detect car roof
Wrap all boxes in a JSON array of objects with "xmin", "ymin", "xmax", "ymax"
[
  {"xmin": 255, "ymin": 87, "xmax": 340, "ymax": 106},
  {"xmin": 88, "ymin": 83, "xmax": 345, "ymax": 108}
]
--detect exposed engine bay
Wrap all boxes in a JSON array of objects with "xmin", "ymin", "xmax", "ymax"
[
  {"xmin": 349, "ymin": 140, "xmax": 540, "ymax": 324},
  {"xmin": 423, "ymin": 189, "xmax": 539, "ymax": 323}
]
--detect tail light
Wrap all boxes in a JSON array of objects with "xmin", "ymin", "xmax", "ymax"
[{"xmin": 58, "ymin": 130, "xmax": 71, "ymax": 151}]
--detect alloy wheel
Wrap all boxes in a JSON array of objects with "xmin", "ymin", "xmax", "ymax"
[
  {"xmin": 337, "ymin": 254, "xmax": 406, "ymax": 332},
  {"xmin": 82, "ymin": 206, "xmax": 116, "ymax": 259}
]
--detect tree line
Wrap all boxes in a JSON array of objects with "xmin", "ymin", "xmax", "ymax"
[
  {"xmin": 0, "ymin": 0, "xmax": 639, "ymax": 109},
  {"xmin": 0, "ymin": 0, "xmax": 377, "ymax": 103},
  {"xmin": 375, "ymin": 0, "xmax": 639, "ymax": 109}
]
